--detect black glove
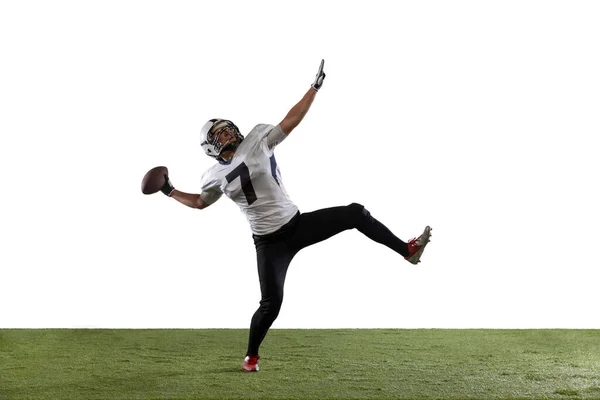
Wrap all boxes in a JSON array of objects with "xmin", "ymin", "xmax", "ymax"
[
  {"xmin": 160, "ymin": 174, "xmax": 175, "ymax": 196},
  {"xmin": 311, "ymin": 59, "xmax": 326, "ymax": 91}
]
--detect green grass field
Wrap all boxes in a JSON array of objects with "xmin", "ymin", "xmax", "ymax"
[{"xmin": 1, "ymin": 329, "xmax": 599, "ymax": 399}]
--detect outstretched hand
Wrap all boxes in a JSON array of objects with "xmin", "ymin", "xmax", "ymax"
[
  {"xmin": 311, "ymin": 59, "xmax": 326, "ymax": 91},
  {"xmin": 160, "ymin": 174, "xmax": 175, "ymax": 196}
]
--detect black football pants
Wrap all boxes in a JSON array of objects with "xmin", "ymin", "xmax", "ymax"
[{"xmin": 247, "ymin": 202, "xmax": 409, "ymax": 356}]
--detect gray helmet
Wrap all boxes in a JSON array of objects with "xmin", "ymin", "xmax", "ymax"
[{"xmin": 200, "ymin": 119, "xmax": 244, "ymax": 160}]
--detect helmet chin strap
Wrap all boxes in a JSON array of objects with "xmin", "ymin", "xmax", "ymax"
[
  {"xmin": 222, "ymin": 140, "xmax": 240, "ymax": 154},
  {"xmin": 216, "ymin": 140, "xmax": 241, "ymax": 162}
]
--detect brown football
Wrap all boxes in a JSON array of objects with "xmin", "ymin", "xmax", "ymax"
[{"xmin": 141, "ymin": 166, "xmax": 168, "ymax": 195}]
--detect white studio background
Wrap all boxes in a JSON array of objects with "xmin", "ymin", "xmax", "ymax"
[{"xmin": 1, "ymin": 1, "xmax": 599, "ymax": 329}]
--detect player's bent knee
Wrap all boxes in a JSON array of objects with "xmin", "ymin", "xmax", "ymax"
[
  {"xmin": 259, "ymin": 295, "xmax": 283, "ymax": 316},
  {"xmin": 348, "ymin": 202, "xmax": 370, "ymax": 224},
  {"xmin": 348, "ymin": 202, "xmax": 364, "ymax": 214}
]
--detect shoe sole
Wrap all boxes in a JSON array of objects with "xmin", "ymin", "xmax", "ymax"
[
  {"xmin": 406, "ymin": 226, "xmax": 431, "ymax": 265},
  {"xmin": 242, "ymin": 364, "xmax": 259, "ymax": 372}
]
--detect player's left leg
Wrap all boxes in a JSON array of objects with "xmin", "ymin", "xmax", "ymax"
[{"xmin": 290, "ymin": 203, "xmax": 414, "ymax": 258}]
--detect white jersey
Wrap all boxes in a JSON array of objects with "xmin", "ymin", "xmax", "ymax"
[{"xmin": 199, "ymin": 124, "xmax": 299, "ymax": 235}]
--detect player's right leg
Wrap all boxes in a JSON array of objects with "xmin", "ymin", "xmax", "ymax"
[{"xmin": 244, "ymin": 237, "xmax": 293, "ymax": 372}]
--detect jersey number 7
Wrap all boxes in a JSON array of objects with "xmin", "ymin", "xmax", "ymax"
[
  {"xmin": 225, "ymin": 156, "xmax": 280, "ymax": 205},
  {"xmin": 226, "ymin": 162, "xmax": 257, "ymax": 205}
]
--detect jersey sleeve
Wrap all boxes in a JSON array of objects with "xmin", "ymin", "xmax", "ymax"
[
  {"xmin": 262, "ymin": 124, "xmax": 287, "ymax": 151},
  {"xmin": 199, "ymin": 169, "xmax": 223, "ymax": 205}
]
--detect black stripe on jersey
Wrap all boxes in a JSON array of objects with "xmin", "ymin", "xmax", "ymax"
[{"xmin": 269, "ymin": 155, "xmax": 280, "ymax": 186}]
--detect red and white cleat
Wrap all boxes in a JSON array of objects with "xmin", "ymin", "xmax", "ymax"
[
  {"xmin": 405, "ymin": 226, "xmax": 432, "ymax": 265},
  {"xmin": 242, "ymin": 355, "xmax": 260, "ymax": 372}
]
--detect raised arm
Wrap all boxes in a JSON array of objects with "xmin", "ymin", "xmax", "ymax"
[{"xmin": 279, "ymin": 59, "xmax": 326, "ymax": 135}]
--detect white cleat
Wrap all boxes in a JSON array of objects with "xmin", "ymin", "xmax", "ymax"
[{"xmin": 405, "ymin": 226, "xmax": 432, "ymax": 265}]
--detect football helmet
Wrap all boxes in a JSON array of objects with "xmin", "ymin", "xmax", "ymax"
[{"xmin": 200, "ymin": 119, "xmax": 244, "ymax": 160}]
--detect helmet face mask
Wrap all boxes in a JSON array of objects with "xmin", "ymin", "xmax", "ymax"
[{"xmin": 200, "ymin": 119, "xmax": 244, "ymax": 160}]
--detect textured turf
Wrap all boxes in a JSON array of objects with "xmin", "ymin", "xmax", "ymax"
[{"xmin": 1, "ymin": 329, "xmax": 599, "ymax": 399}]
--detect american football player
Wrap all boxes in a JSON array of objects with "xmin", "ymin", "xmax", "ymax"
[{"xmin": 158, "ymin": 60, "xmax": 431, "ymax": 372}]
